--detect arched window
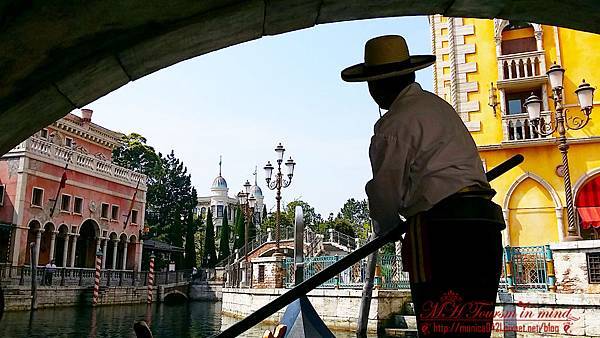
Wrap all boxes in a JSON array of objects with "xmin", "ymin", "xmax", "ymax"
[{"xmin": 501, "ymin": 22, "xmax": 536, "ymax": 55}]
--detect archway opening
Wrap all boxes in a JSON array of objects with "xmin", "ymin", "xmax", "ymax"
[
  {"xmin": 55, "ymin": 224, "xmax": 70, "ymax": 267},
  {"xmin": 163, "ymin": 291, "xmax": 188, "ymax": 304},
  {"xmin": 127, "ymin": 235, "xmax": 137, "ymax": 271},
  {"xmin": 106, "ymin": 232, "xmax": 118, "ymax": 270},
  {"xmin": 501, "ymin": 22, "xmax": 536, "ymax": 55},
  {"xmin": 508, "ymin": 178, "xmax": 558, "ymax": 246},
  {"xmin": 25, "ymin": 220, "xmax": 41, "ymax": 265},
  {"xmin": 39, "ymin": 222, "xmax": 55, "ymax": 266},
  {"xmin": 76, "ymin": 219, "xmax": 99, "ymax": 268},
  {"xmin": 576, "ymin": 174, "xmax": 600, "ymax": 240},
  {"xmin": 117, "ymin": 233, "xmax": 128, "ymax": 270}
]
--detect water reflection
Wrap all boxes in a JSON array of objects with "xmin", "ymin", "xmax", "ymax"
[{"xmin": 0, "ymin": 301, "xmax": 366, "ymax": 337}]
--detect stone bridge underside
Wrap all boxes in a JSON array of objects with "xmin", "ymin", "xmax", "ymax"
[{"xmin": 2, "ymin": 1, "xmax": 599, "ymax": 154}]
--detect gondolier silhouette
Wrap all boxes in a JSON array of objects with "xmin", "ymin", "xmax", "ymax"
[{"xmin": 342, "ymin": 35, "xmax": 505, "ymax": 337}]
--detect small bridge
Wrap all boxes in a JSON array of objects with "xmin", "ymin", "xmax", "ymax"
[
  {"xmin": 159, "ymin": 281, "xmax": 190, "ymax": 302},
  {"xmin": 217, "ymin": 227, "xmax": 363, "ymax": 268}
]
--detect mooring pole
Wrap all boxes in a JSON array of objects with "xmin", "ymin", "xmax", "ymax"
[
  {"xmin": 147, "ymin": 253, "xmax": 155, "ymax": 304},
  {"xmin": 93, "ymin": 249, "xmax": 103, "ymax": 306},
  {"xmin": 357, "ymin": 226, "xmax": 378, "ymax": 337},
  {"xmin": 294, "ymin": 206, "xmax": 304, "ymax": 285},
  {"xmin": 29, "ymin": 242, "xmax": 38, "ymax": 311}
]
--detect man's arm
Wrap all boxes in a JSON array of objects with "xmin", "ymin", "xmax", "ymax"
[{"xmin": 365, "ymin": 133, "xmax": 415, "ymax": 235}]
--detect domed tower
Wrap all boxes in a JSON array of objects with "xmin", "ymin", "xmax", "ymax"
[
  {"xmin": 250, "ymin": 166, "xmax": 266, "ymax": 226},
  {"xmin": 211, "ymin": 159, "xmax": 228, "ymax": 197}
]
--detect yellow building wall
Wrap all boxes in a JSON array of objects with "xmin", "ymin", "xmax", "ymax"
[
  {"xmin": 435, "ymin": 17, "xmax": 600, "ymax": 246},
  {"xmin": 508, "ymin": 179, "xmax": 558, "ymax": 246}
]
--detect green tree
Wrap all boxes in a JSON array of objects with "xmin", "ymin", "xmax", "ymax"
[
  {"xmin": 338, "ymin": 198, "xmax": 369, "ymax": 227},
  {"xmin": 233, "ymin": 206, "xmax": 245, "ymax": 250},
  {"xmin": 202, "ymin": 209, "xmax": 217, "ymax": 267},
  {"xmin": 261, "ymin": 200, "xmax": 321, "ymax": 232},
  {"xmin": 218, "ymin": 208, "xmax": 231, "ymax": 260},
  {"xmin": 114, "ymin": 135, "xmax": 200, "ymax": 269},
  {"xmin": 185, "ymin": 188, "xmax": 201, "ymax": 269},
  {"xmin": 248, "ymin": 215, "xmax": 257, "ymax": 241}
]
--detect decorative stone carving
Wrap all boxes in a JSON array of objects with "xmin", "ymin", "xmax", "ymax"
[
  {"xmin": 76, "ymin": 146, "xmax": 89, "ymax": 154},
  {"xmin": 7, "ymin": 159, "xmax": 18, "ymax": 178},
  {"xmin": 89, "ymin": 200, "xmax": 97, "ymax": 213}
]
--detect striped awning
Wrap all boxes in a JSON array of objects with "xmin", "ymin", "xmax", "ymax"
[{"xmin": 578, "ymin": 207, "xmax": 600, "ymax": 229}]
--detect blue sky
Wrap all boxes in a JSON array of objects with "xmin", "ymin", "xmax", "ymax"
[{"xmin": 81, "ymin": 16, "xmax": 433, "ymax": 217}]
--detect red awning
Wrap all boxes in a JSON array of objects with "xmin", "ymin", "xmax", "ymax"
[{"xmin": 578, "ymin": 207, "xmax": 600, "ymax": 229}]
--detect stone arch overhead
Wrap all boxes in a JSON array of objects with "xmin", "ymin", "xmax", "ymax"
[
  {"xmin": 1, "ymin": 2, "xmax": 600, "ymax": 156},
  {"xmin": 503, "ymin": 172, "xmax": 563, "ymax": 211},
  {"xmin": 119, "ymin": 232, "xmax": 128, "ymax": 241},
  {"xmin": 129, "ymin": 234, "xmax": 138, "ymax": 243},
  {"xmin": 573, "ymin": 167, "xmax": 600, "ymax": 201}
]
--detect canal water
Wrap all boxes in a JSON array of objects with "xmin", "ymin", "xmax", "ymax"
[{"xmin": 0, "ymin": 301, "xmax": 363, "ymax": 337}]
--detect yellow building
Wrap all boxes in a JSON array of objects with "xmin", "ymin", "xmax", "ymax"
[{"xmin": 430, "ymin": 16, "xmax": 600, "ymax": 246}]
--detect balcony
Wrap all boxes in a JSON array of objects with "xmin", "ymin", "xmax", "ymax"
[
  {"xmin": 497, "ymin": 50, "xmax": 547, "ymax": 90},
  {"xmin": 7, "ymin": 137, "xmax": 146, "ymax": 187},
  {"xmin": 502, "ymin": 112, "xmax": 552, "ymax": 142}
]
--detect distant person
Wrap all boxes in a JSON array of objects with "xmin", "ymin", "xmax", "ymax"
[
  {"xmin": 44, "ymin": 259, "xmax": 57, "ymax": 286},
  {"xmin": 342, "ymin": 35, "xmax": 505, "ymax": 337}
]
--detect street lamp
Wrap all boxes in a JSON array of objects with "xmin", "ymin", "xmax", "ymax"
[
  {"xmin": 238, "ymin": 180, "xmax": 258, "ymax": 287},
  {"xmin": 264, "ymin": 143, "xmax": 296, "ymax": 253},
  {"xmin": 524, "ymin": 62, "xmax": 595, "ymax": 241}
]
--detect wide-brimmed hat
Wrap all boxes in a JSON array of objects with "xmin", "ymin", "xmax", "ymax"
[{"xmin": 341, "ymin": 35, "xmax": 435, "ymax": 82}]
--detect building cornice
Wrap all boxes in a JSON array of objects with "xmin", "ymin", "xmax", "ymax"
[
  {"xmin": 478, "ymin": 135, "xmax": 600, "ymax": 151},
  {"xmin": 54, "ymin": 118, "xmax": 123, "ymax": 149},
  {"xmin": 4, "ymin": 137, "xmax": 147, "ymax": 189}
]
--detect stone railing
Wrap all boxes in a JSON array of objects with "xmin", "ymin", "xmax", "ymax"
[
  {"xmin": 325, "ymin": 228, "xmax": 364, "ymax": 252},
  {"xmin": 0, "ymin": 264, "xmax": 192, "ymax": 287},
  {"xmin": 502, "ymin": 112, "xmax": 552, "ymax": 142},
  {"xmin": 497, "ymin": 50, "xmax": 546, "ymax": 82},
  {"xmin": 9, "ymin": 137, "xmax": 146, "ymax": 187}
]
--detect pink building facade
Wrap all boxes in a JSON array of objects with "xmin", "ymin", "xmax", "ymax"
[{"xmin": 0, "ymin": 109, "xmax": 147, "ymax": 271}]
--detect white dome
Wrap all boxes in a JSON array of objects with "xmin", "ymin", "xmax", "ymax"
[
  {"xmin": 250, "ymin": 184, "xmax": 263, "ymax": 198},
  {"xmin": 212, "ymin": 175, "xmax": 227, "ymax": 189}
]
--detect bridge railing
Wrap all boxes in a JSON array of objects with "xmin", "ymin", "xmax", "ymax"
[
  {"xmin": 283, "ymin": 255, "xmax": 409, "ymax": 289},
  {"xmin": 0, "ymin": 264, "xmax": 192, "ymax": 287}
]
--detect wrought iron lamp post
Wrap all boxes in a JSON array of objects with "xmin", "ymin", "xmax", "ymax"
[
  {"xmin": 264, "ymin": 143, "xmax": 296, "ymax": 253},
  {"xmin": 524, "ymin": 62, "xmax": 595, "ymax": 241},
  {"xmin": 238, "ymin": 180, "xmax": 257, "ymax": 286}
]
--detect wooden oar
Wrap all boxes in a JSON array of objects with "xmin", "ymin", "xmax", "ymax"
[{"xmin": 214, "ymin": 154, "xmax": 525, "ymax": 338}]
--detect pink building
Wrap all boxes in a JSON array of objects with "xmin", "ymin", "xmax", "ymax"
[{"xmin": 0, "ymin": 109, "xmax": 147, "ymax": 271}]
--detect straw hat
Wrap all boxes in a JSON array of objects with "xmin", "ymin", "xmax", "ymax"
[{"xmin": 341, "ymin": 35, "xmax": 435, "ymax": 82}]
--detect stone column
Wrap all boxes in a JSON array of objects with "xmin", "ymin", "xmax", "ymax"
[
  {"xmin": 48, "ymin": 231, "xmax": 57, "ymax": 262},
  {"xmin": 61, "ymin": 234, "xmax": 70, "ymax": 267},
  {"xmin": 96, "ymin": 238, "xmax": 101, "ymax": 253},
  {"xmin": 69, "ymin": 234, "xmax": 79, "ymax": 267},
  {"xmin": 556, "ymin": 208, "xmax": 565, "ymax": 242},
  {"xmin": 502, "ymin": 209, "xmax": 510, "ymax": 246},
  {"xmin": 101, "ymin": 239, "xmax": 108, "ymax": 269},
  {"xmin": 137, "ymin": 240, "xmax": 144, "ymax": 272},
  {"xmin": 34, "ymin": 229, "xmax": 42, "ymax": 267},
  {"xmin": 122, "ymin": 240, "xmax": 128, "ymax": 270},
  {"xmin": 111, "ymin": 239, "xmax": 118, "ymax": 269}
]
